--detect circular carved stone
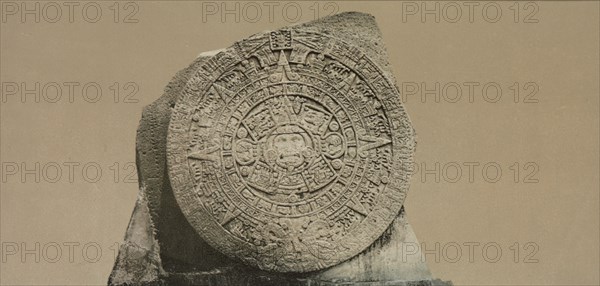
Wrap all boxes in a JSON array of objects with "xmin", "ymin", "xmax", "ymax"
[{"xmin": 167, "ymin": 29, "xmax": 415, "ymax": 272}]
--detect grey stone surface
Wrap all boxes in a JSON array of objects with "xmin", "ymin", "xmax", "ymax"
[
  {"xmin": 109, "ymin": 12, "xmax": 451, "ymax": 286},
  {"xmin": 168, "ymin": 12, "xmax": 415, "ymax": 273}
]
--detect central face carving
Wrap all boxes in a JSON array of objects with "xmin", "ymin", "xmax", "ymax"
[
  {"xmin": 232, "ymin": 94, "xmax": 346, "ymax": 201},
  {"xmin": 266, "ymin": 125, "xmax": 313, "ymax": 172},
  {"xmin": 273, "ymin": 133, "xmax": 305, "ymax": 168}
]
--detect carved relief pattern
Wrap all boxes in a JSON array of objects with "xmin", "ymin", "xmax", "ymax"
[{"xmin": 167, "ymin": 29, "xmax": 414, "ymax": 272}]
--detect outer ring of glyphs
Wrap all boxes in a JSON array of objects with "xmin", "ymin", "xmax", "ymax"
[{"xmin": 166, "ymin": 29, "xmax": 415, "ymax": 272}]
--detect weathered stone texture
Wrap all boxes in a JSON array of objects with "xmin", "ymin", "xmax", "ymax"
[{"xmin": 109, "ymin": 12, "xmax": 450, "ymax": 286}]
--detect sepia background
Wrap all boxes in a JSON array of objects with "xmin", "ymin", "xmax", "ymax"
[{"xmin": 1, "ymin": 1, "xmax": 598, "ymax": 285}]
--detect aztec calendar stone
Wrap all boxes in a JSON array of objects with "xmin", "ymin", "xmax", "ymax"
[{"xmin": 166, "ymin": 28, "xmax": 415, "ymax": 272}]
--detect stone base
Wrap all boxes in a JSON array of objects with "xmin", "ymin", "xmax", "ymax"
[
  {"xmin": 161, "ymin": 271, "xmax": 450, "ymax": 286},
  {"xmin": 109, "ymin": 192, "xmax": 451, "ymax": 285},
  {"xmin": 108, "ymin": 186, "xmax": 451, "ymax": 285},
  {"xmin": 108, "ymin": 12, "xmax": 451, "ymax": 286}
]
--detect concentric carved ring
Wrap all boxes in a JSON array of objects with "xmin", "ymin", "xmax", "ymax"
[{"xmin": 167, "ymin": 29, "xmax": 415, "ymax": 272}]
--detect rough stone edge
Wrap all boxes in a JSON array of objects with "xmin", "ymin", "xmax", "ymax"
[
  {"xmin": 108, "ymin": 55, "xmax": 214, "ymax": 285},
  {"xmin": 107, "ymin": 188, "xmax": 163, "ymax": 285}
]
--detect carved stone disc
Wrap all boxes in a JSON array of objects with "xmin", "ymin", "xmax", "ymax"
[{"xmin": 167, "ymin": 29, "xmax": 415, "ymax": 272}]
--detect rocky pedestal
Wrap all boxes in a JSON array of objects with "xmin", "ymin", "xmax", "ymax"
[{"xmin": 109, "ymin": 12, "xmax": 451, "ymax": 286}]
